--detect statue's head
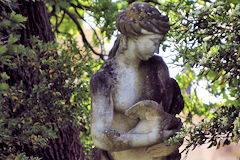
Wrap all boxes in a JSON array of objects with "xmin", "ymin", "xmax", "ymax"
[
  {"xmin": 109, "ymin": 2, "xmax": 170, "ymax": 58},
  {"xmin": 116, "ymin": 2, "xmax": 170, "ymax": 37}
]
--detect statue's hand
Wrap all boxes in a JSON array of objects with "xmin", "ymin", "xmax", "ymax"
[
  {"xmin": 152, "ymin": 112, "xmax": 182, "ymax": 142},
  {"xmin": 125, "ymin": 100, "xmax": 182, "ymax": 143},
  {"xmin": 146, "ymin": 116, "xmax": 182, "ymax": 159}
]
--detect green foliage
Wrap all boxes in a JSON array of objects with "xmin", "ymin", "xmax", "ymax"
[
  {"xmin": 44, "ymin": 0, "xmax": 126, "ymax": 57},
  {"xmin": 90, "ymin": 0, "xmax": 126, "ymax": 40},
  {"xmin": 0, "ymin": 1, "xmax": 101, "ymax": 159},
  {"xmin": 0, "ymin": 35, "xmax": 100, "ymax": 158},
  {"xmin": 158, "ymin": 0, "xmax": 240, "ymax": 152},
  {"xmin": 168, "ymin": 106, "xmax": 240, "ymax": 153},
  {"xmin": 15, "ymin": 153, "xmax": 42, "ymax": 160},
  {"xmin": 0, "ymin": 35, "xmax": 101, "ymax": 158},
  {"xmin": 166, "ymin": 0, "xmax": 240, "ymax": 97},
  {"xmin": 6, "ymin": 152, "xmax": 42, "ymax": 160}
]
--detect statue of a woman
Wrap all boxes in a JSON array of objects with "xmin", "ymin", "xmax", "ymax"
[{"xmin": 90, "ymin": 2, "xmax": 184, "ymax": 160}]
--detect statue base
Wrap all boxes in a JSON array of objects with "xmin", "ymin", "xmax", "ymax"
[{"xmin": 110, "ymin": 143, "xmax": 180, "ymax": 160}]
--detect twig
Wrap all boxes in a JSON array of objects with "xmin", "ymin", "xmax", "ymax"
[
  {"xmin": 62, "ymin": 8, "xmax": 104, "ymax": 59},
  {"xmin": 72, "ymin": 6, "xmax": 104, "ymax": 54},
  {"xmin": 54, "ymin": 10, "xmax": 65, "ymax": 33}
]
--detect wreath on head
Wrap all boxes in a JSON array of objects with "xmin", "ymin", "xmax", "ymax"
[{"xmin": 116, "ymin": 2, "xmax": 170, "ymax": 37}]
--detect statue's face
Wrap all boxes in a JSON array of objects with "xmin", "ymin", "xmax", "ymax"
[{"xmin": 133, "ymin": 34, "xmax": 164, "ymax": 61}]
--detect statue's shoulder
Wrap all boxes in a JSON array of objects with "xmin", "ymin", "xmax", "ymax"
[
  {"xmin": 90, "ymin": 59, "xmax": 117, "ymax": 94},
  {"xmin": 147, "ymin": 55, "xmax": 169, "ymax": 72},
  {"xmin": 91, "ymin": 59, "xmax": 117, "ymax": 81},
  {"xmin": 149, "ymin": 55, "xmax": 167, "ymax": 66}
]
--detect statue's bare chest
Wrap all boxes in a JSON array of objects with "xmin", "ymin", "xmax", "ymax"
[
  {"xmin": 113, "ymin": 67, "xmax": 141, "ymax": 113},
  {"xmin": 112, "ymin": 59, "xmax": 170, "ymax": 114}
]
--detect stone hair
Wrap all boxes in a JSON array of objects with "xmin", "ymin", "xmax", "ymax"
[
  {"xmin": 109, "ymin": 2, "xmax": 170, "ymax": 58},
  {"xmin": 109, "ymin": 34, "xmax": 128, "ymax": 58},
  {"xmin": 116, "ymin": 2, "xmax": 170, "ymax": 37}
]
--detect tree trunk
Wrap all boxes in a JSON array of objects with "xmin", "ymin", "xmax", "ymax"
[
  {"xmin": 17, "ymin": 0, "xmax": 54, "ymax": 46},
  {"xmin": 25, "ymin": 122, "xmax": 86, "ymax": 160}
]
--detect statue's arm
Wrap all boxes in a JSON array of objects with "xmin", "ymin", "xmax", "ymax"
[
  {"xmin": 153, "ymin": 56, "xmax": 184, "ymax": 115},
  {"xmin": 169, "ymin": 78, "xmax": 184, "ymax": 115},
  {"xmin": 90, "ymin": 72, "xmax": 174, "ymax": 151}
]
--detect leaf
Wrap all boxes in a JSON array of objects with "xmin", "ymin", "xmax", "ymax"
[
  {"xmin": 0, "ymin": 19, "xmax": 11, "ymax": 28},
  {"xmin": 0, "ymin": 45, "xmax": 8, "ymax": 55},
  {"xmin": 117, "ymin": 2, "xmax": 122, "ymax": 9},
  {"xmin": 10, "ymin": 12, "xmax": 27, "ymax": 23},
  {"xmin": 236, "ymin": 48, "xmax": 240, "ymax": 59},
  {"xmin": 58, "ymin": 1, "xmax": 70, "ymax": 8},
  {"xmin": 11, "ymin": 96, "xmax": 18, "ymax": 100},
  {"xmin": 213, "ymin": 71, "xmax": 223, "ymax": 82},
  {"xmin": 0, "ymin": 83, "xmax": 9, "ymax": 90},
  {"xmin": 8, "ymin": 34, "xmax": 19, "ymax": 44},
  {"xmin": 1, "ymin": 72, "xmax": 10, "ymax": 80}
]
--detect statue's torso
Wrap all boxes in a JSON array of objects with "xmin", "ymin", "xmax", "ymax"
[
  {"xmin": 106, "ymin": 56, "xmax": 177, "ymax": 160},
  {"xmin": 111, "ymin": 55, "xmax": 172, "ymax": 120}
]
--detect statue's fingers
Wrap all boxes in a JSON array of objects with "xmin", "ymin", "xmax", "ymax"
[
  {"xmin": 162, "ymin": 115, "xmax": 181, "ymax": 130},
  {"xmin": 162, "ymin": 130, "xmax": 175, "ymax": 140},
  {"xmin": 125, "ymin": 107, "xmax": 139, "ymax": 119},
  {"xmin": 160, "ymin": 117, "xmax": 172, "ymax": 130},
  {"xmin": 160, "ymin": 114, "xmax": 175, "ymax": 130},
  {"xmin": 176, "ymin": 120, "xmax": 183, "ymax": 131},
  {"xmin": 169, "ymin": 117, "xmax": 181, "ymax": 130}
]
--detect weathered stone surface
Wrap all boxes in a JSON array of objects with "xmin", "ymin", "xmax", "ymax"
[{"xmin": 90, "ymin": 2, "xmax": 184, "ymax": 160}]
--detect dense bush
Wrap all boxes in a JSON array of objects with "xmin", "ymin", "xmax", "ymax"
[{"xmin": 0, "ymin": 2, "xmax": 101, "ymax": 159}]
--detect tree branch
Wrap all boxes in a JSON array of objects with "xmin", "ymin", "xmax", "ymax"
[
  {"xmin": 144, "ymin": 0, "xmax": 161, "ymax": 5},
  {"xmin": 62, "ymin": 8, "xmax": 104, "ymax": 59},
  {"xmin": 72, "ymin": 6, "xmax": 104, "ymax": 54},
  {"xmin": 54, "ymin": 10, "xmax": 65, "ymax": 33}
]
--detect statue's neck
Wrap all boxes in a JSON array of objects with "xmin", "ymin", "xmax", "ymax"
[
  {"xmin": 115, "ymin": 43, "xmax": 142, "ymax": 67},
  {"xmin": 116, "ymin": 53, "xmax": 140, "ymax": 68}
]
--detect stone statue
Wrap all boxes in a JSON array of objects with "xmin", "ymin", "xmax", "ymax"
[{"xmin": 90, "ymin": 2, "xmax": 184, "ymax": 160}]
